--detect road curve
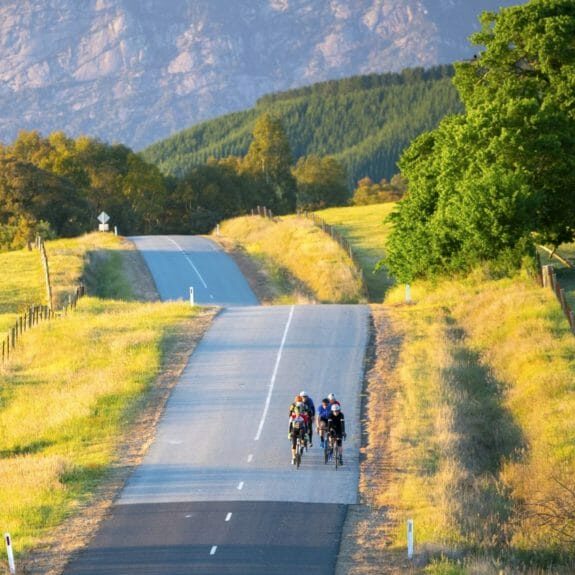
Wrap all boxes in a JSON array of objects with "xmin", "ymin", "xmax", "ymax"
[
  {"xmin": 64, "ymin": 236, "xmax": 368, "ymax": 575},
  {"xmin": 130, "ymin": 235, "xmax": 258, "ymax": 306}
]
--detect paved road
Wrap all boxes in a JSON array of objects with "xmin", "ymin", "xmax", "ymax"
[
  {"xmin": 65, "ymin": 236, "xmax": 368, "ymax": 575},
  {"xmin": 130, "ymin": 235, "xmax": 258, "ymax": 306}
]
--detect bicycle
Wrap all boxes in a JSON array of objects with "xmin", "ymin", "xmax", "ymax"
[
  {"xmin": 326, "ymin": 430, "xmax": 342, "ymax": 470},
  {"xmin": 294, "ymin": 429, "xmax": 306, "ymax": 469}
]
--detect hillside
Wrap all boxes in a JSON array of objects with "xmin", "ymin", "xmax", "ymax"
[
  {"xmin": 142, "ymin": 65, "xmax": 462, "ymax": 186},
  {"xmin": 0, "ymin": 0, "xmax": 518, "ymax": 149}
]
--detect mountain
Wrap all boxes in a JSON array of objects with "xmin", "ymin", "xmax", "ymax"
[
  {"xmin": 141, "ymin": 65, "xmax": 462, "ymax": 186},
  {"xmin": 0, "ymin": 0, "xmax": 521, "ymax": 150}
]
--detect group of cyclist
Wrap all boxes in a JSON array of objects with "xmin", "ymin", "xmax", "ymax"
[{"xmin": 288, "ymin": 391, "xmax": 346, "ymax": 466}]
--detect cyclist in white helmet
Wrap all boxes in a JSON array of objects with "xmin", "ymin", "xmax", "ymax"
[{"xmin": 300, "ymin": 391, "xmax": 315, "ymax": 446}]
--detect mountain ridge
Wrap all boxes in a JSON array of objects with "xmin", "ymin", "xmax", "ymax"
[{"xmin": 0, "ymin": 0, "xmax": 520, "ymax": 149}]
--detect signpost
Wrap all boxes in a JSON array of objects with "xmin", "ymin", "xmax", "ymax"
[
  {"xmin": 189, "ymin": 286, "xmax": 195, "ymax": 307},
  {"xmin": 5, "ymin": 533, "xmax": 16, "ymax": 574},
  {"xmin": 407, "ymin": 519, "xmax": 414, "ymax": 560},
  {"xmin": 98, "ymin": 211, "xmax": 110, "ymax": 232}
]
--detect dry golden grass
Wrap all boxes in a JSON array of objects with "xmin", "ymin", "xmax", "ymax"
[
  {"xmin": 0, "ymin": 233, "xmax": 211, "ymax": 569},
  {"xmin": 377, "ymin": 273, "xmax": 575, "ymax": 572},
  {"xmin": 218, "ymin": 215, "xmax": 365, "ymax": 303}
]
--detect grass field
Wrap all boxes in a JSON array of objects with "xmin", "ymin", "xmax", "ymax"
[
  {"xmin": 0, "ymin": 233, "xmax": 210, "ymax": 564},
  {"xmin": 316, "ymin": 203, "xmax": 395, "ymax": 302},
  {"xmin": 0, "ymin": 248, "xmax": 45, "ymax": 333},
  {"xmin": 218, "ymin": 214, "xmax": 365, "ymax": 303},
  {"xmin": 371, "ymin": 274, "xmax": 575, "ymax": 573}
]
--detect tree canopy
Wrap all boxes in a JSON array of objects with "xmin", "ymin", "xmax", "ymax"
[{"xmin": 385, "ymin": 0, "xmax": 575, "ymax": 282}]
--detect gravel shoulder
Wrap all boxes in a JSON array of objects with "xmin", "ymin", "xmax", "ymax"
[{"xmin": 336, "ymin": 306, "xmax": 416, "ymax": 575}]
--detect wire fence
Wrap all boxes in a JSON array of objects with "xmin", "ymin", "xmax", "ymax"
[
  {"xmin": 1, "ymin": 237, "xmax": 85, "ymax": 365},
  {"xmin": 540, "ymin": 263, "xmax": 575, "ymax": 334},
  {"xmin": 251, "ymin": 205, "xmax": 369, "ymax": 301}
]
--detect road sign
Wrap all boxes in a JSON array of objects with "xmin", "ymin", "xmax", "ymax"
[{"xmin": 98, "ymin": 211, "xmax": 110, "ymax": 224}]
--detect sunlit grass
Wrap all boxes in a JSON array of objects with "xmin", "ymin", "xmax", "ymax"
[
  {"xmin": 0, "ymin": 233, "xmax": 210, "ymax": 559},
  {"xmin": 219, "ymin": 215, "xmax": 364, "ymax": 303},
  {"xmin": 316, "ymin": 203, "xmax": 396, "ymax": 302},
  {"xmin": 0, "ymin": 298, "xmax": 199, "ymax": 551},
  {"xmin": 0, "ymin": 248, "xmax": 45, "ymax": 332},
  {"xmin": 381, "ymin": 272, "xmax": 575, "ymax": 570}
]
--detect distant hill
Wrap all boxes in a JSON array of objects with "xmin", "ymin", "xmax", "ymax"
[
  {"xmin": 141, "ymin": 65, "xmax": 463, "ymax": 186},
  {"xmin": 0, "ymin": 0, "xmax": 519, "ymax": 149}
]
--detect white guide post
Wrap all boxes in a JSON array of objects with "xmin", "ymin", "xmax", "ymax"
[
  {"xmin": 189, "ymin": 286, "xmax": 195, "ymax": 307},
  {"xmin": 405, "ymin": 283, "xmax": 412, "ymax": 304},
  {"xmin": 407, "ymin": 519, "xmax": 414, "ymax": 560},
  {"xmin": 5, "ymin": 533, "xmax": 16, "ymax": 574}
]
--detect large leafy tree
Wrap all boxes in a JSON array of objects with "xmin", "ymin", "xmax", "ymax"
[
  {"xmin": 385, "ymin": 0, "xmax": 575, "ymax": 282},
  {"xmin": 292, "ymin": 155, "xmax": 348, "ymax": 210},
  {"xmin": 242, "ymin": 113, "xmax": 297, "ymax": 213}
]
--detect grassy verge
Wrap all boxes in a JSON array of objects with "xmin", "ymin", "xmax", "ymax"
[
  {"xmin": 372, "ymin": 274, "xmax": 575, "ymax": 573},
  {"xmin": 0, "ymin": 233, "xmax": 212, "ymax": 569},
  {"xmin": 0, "ymin": 248, "xmax": 45, "ymax": 333},
  {"xmin": 316, "ymin": 203, "xmax": 396, "ymax": 302},
  {"xmin": 217, "ymin": 215, "xmax": 365, "ymax": 303}
]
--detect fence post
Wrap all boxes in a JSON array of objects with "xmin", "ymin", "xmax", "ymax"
[{"xmin": 560, "ymin": 288, "xmax": 567, "ymax": 312}]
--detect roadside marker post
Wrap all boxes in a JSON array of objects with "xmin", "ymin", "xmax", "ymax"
[
  {"xmin": 189, "ymin": 286, "xmax": 195, "ymax": 307},
  {"xmin": 405, "ymin": 284, "xmax": 412, "ymax": 304},
  {"xmin": 407, "ymin": 519, "xmax": 414, "ymax": 560},
  {"xmin": 5, "ymin": 533, "xmax": 16, "ymax": 574}
]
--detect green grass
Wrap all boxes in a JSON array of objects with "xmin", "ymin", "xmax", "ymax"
[
  {"xmin": 0, "ymin": 248, "xmax": 45, "ymax": 333},
  {"xmin": 316, "ymin": 203, "xmax": 396, "ymax": 302}
]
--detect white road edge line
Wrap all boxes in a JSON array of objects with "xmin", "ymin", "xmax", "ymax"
[
  {"xmin": 225, "ymin": 512, "xmax": 232, "ymax": 522},
  {"xmin": 166, "ymin": 237, "xmax": 209, "ymax": 289},
  {"xmin": 210, "ymin": 546, "xmax": 217, "ymax": 555},
  {"xmin": 237, "ymin": 481, "xmax": 244, "ymax": 490},
  {"xmin": 254, "ymin": 305, "xmax": 295, "ymax": 441},
  {"xmin": 247, "ymin": 454, "xmax": 254, "ymax": 463}
]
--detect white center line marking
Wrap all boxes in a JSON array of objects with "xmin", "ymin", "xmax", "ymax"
[
  {"xmin": 166, "ymin": 237, "xmax": 209, "ymax": 289},
  {"xmin": 210, "ymin": 546, "xmax": 217, "ymax": 555},
  {"xmin": 237, "ymin": 481, "xmax": 244, "ymax": 490},
  {"xmin": 225, "ymin": 512, "xmax": 232, "ymax": 522},
  {"xmin": 247, "ymin": 454, "xmax": 254, "ymax": 463},
  {"xmin": 254, "ymin": 305, "xmax": 295, "ymax": 441}
]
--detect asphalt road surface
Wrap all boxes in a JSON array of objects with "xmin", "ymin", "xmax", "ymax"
[
  {"xmin": 130, "ymin": 235, "xmax": 259, "ymax": 306},
  {"xmin": 64, "ymin": 236, "xmax": 368, "ymax": 575}
]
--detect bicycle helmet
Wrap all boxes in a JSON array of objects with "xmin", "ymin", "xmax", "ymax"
[
  {"xmin": 328, "ymin": 393, "xmax": 336, "ymax": 401},
  {"xmin": 300, "ymin": 390, "xmax": 308, "ymax": 397},
  {"xmin": 331, "ymin": 404, "xmax": 341, "ymax": 412},
  {"xmin": 322, "ymin": 397, "xmax": 329, "ymax": 405}
]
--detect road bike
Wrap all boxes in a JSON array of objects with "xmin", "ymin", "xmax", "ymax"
[
  {"xmin": 294, "ymin": 431, "xmax": 306, "ymax": 469},
  {"xmin": 326, "ymin": 430, "xmax": 342, "ymax": 470}
]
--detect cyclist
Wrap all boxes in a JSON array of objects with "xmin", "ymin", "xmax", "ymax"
[
  {"xmin": 328, "ymin": 392, "xmax": 341, "ymax": 408},
  {"xmin": 288, "ymin": 394, "xmax": 304, "ymax": 416},
  {"xmin": 300, "ymin": 391, "xmax": 315, "ymax": 446},
  {"xmin": 316, "ymin": 397, "xmax": 331, "ymax": 448},
  {"xmin": 327, "ymin": 403, "xmax": 346, "ymax": 465},
  {"xmin": 288, "ymin": 405, "xmax": 308, "ymax": 465}
]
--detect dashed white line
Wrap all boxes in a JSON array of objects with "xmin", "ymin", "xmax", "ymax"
[
  {"xmin": 247, "ymin": 454, "xmax": 254, "ymax": 463},
  {"xmin": 166, "ymin": 237, "xmax": 209, "ymax": 289},
  {"xmin": 254, "ymin": 305, "xmax": 295, "ymax": 441},
  {"xmin": 237, "ymin": 481, "xmax": 244, "ymax": 490},
  {"xmin": 225, "ymin": 512, "xmax": 232, "ymax": 522},
  {"xmin": 210, "ymin": 546, "xmax": 217, "ymax": 556}
]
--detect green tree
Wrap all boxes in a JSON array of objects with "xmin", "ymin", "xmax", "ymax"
[
  {"xmin": 292, "ymin": 155, "xmax": 348, "ymax": 210},
  {"xmin": 384, "ymin": 0, "xmax": 575, "ymax": 282},
  {"xmin": 242, "ymin": 113, "xmax": 297, "ymax": 213}
]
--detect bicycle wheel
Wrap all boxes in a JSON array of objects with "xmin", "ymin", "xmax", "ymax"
[
  {"xmin": 324, "ymin": 441, "xmax": 329, "ymax": 464},
  {"xmin": 334, "ymin": 444, "xmax": 339, "ymax": 470},
  {"xmin": 296, "ymin": 450, "xmax": 301, "ymax": 469}
]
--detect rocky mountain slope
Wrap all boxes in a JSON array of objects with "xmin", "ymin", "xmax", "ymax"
[{"xmin": 0, "ymin": 0, "xmax": 520, "ymax": 149}]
